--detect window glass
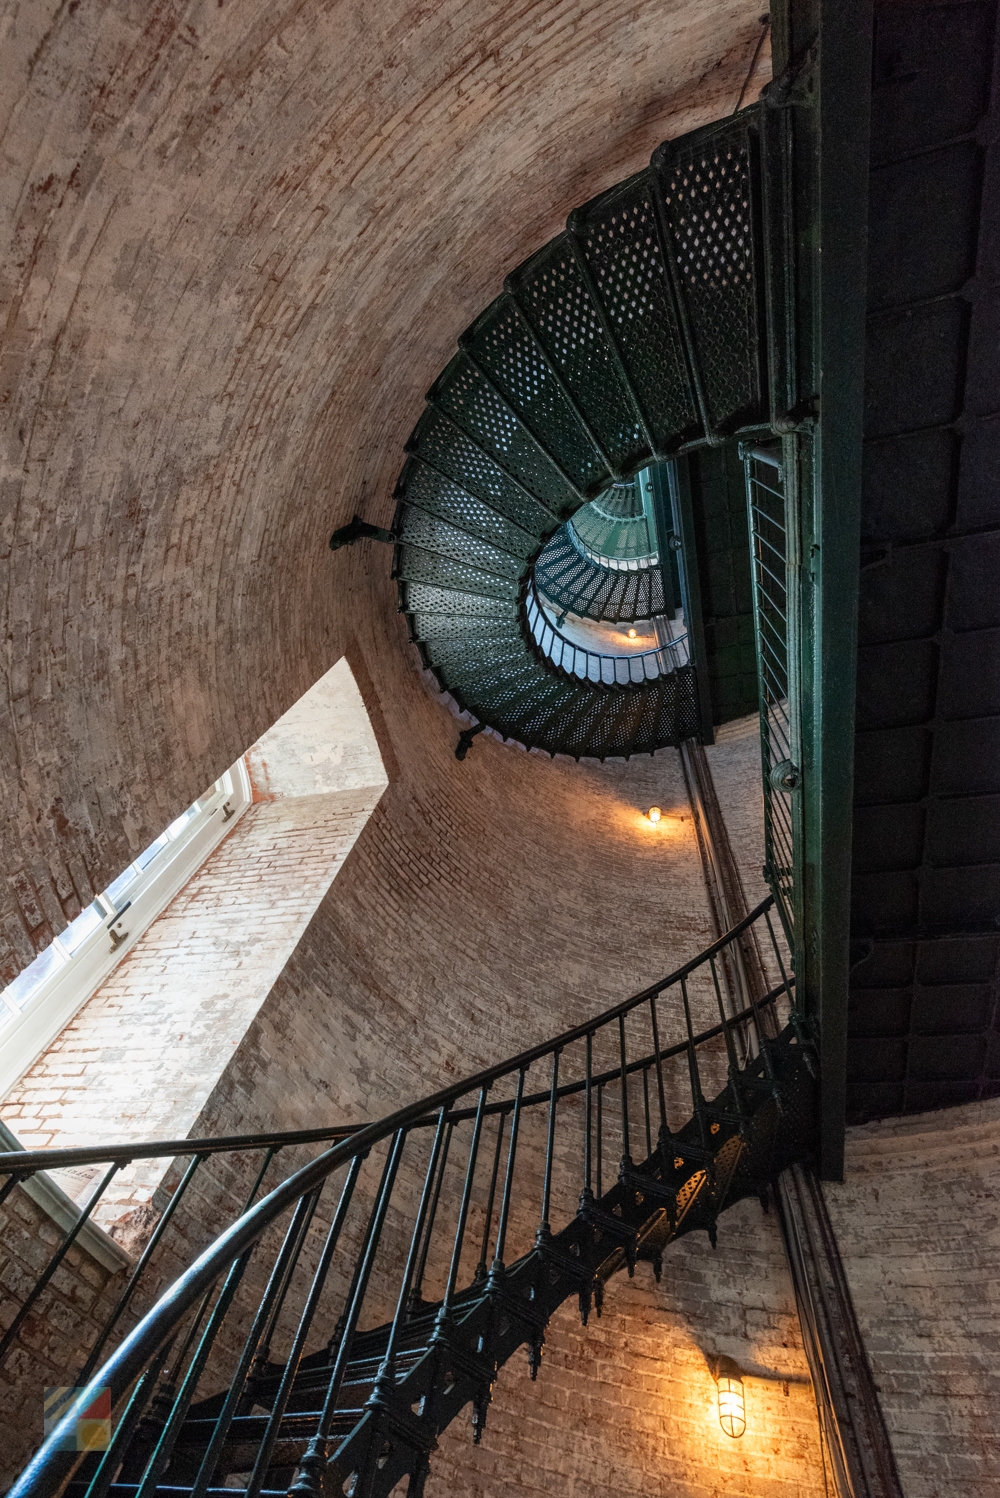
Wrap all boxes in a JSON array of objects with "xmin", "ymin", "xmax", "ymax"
[
  {"xmin": 57, "ymin": 902, "xmax": 105, "ymax": 956},
  {"xmin": 0, "ymin": 945, "xmax": 67, "ymax": 1022},
  {"xmin": 135, "ymin": 834, "xmax": 169, "ymax": 871},
  {"xmin": 104, "ymin": 864, "xmax": 140, "ymax": 908}
]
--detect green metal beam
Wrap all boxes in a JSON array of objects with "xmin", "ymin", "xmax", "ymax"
[{"xmin": 775, "ymin": 0, "xmax": 873, "ymax": 1179}]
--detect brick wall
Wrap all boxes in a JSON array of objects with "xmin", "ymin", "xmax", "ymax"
[{"xmin": 826, "ymin": 1100, "xmax": 1000, "ymax": 1498}]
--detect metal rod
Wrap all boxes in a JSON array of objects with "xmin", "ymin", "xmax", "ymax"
[
  {"xmin": 643, "ymin": 1068, "xmax": 652, "ymax": 1159},
  {"xmin": 411, "ymin": 1119, "xmax": 453, "ymax": 1305},
  {"xmin": 596, "ymin": 1084, "xmax": 604, "ymax": 1200},
  {"xmin": 385, "ymin": 1114, "xmax": 448, "ymax": 1364},
  {"xmin": 79, "ymin": 1151, "xmax": 212, "ymax": 1384},
  {"xmin": 584, "ymin": 1033, "xmax": 593, "ymax": 1193},
  {"xmin": 247, "ymin": 1157, "xmax": 364, "ymax": 1498},
  {"xmin": 445, "ymin": 1088, "xmax": 488, "ymax": 1308},
  {"xmin": 618, "ymin": 1014, "xmax": 631, "ymax": 1164},
  {"xmin": 476, "ymin": 1110, "xmax": 508, "ymax": 1280},
  {"xmin": 0, "ymin": 1159, "xmax": 121, "ymax": 1369},
  {"xmin": 541, "ymin": 1050, "xmax": 561, "ymax": 1230},
  {"xmin": 680, "ymin": 976, "xmax": 709, "ymax": 1152},
  {"xmin": 493, "ymin": 1069, "xmax": 526, "ymax": 1267},
  {"xmin": 83, "ymin": 1343, "xmax": 174, "ymax": 1498},
  {"xmin": 317, "ymin": 1130, "xmax": 407, "ymax": 1440},
  {"xmin": 188, "ymin": 1188, "xmax": 321, "ymax": 1498},
  {"xmin": 135, "ymin": 1245, "xmax": 257, "ymax": 1498},
  {"xmin": 710, "ymin": 954, "xmax": 743, "ymax": 1078},
  {"xmin": 649, "ymin": 996, "xmax": 668, "ymax": 1131}
]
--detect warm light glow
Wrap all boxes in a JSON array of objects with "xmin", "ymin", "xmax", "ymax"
[
  {"xmin": 627, "ymin": 628, "xmax": 637, "ymax": 639},
  {"xmin": 715, "ymin": 1357, "xmax": 746, "ymax": 1438},
  {"xmin": 647, "ymin": 807, "xmax": 662, "ymax": 824}
]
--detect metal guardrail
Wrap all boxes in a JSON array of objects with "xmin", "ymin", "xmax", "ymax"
[
  {"xmin": 742, "ymin": 442, "xmax": 801, "ymax": 941},
  {"xmin": 8, "ymin": 900, "xmax": 809, "ymax": 1498},
  {"xmin": 525, "ymin": 574, "xmax": 686, "ymax": 686}
]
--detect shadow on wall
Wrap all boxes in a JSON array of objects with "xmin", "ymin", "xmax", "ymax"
[{"xmin": 0, "ymin": 659, "xmax": 388, "ymax": 1247}]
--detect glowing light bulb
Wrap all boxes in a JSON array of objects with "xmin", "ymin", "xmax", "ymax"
[
  {"xmin": 647, "ymin": 807, "xmax": 662, "ymax": 824},
  {"xmin": 714, "ymin": 1357, "xmax": 746, "ymax": 1439},
  {"xmin": 627, "ymin": 628, "xmax": 637, "ymax": 639}
]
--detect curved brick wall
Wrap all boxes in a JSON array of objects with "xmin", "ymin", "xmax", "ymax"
[{"xmin": 0, "ymin": 4, "xmax": 839, "ymax": 1495}]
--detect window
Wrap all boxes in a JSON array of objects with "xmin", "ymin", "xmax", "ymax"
[{"xmin": 0, "ymin": 761, "xmax": 252, "ymax": 1100}]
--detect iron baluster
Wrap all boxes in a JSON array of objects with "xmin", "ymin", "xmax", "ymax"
[
  {"xmin": 596, "ymin": 1083, "xmax": 604, "ymax": 1200},
  {"xmin": 382, "ymin": 1112, "xmax": 449, "ymax": 1373},
  {"xmin": 539, "ymin": 1050, "xmax": 560, "ymax": 1235},
  {"xmin": 82, "ymin": 1342, "xmax": 174, "ymax": 1498},
  {"xmin": 649, "ymin": 995, "xmax": 668, "ymax": 1133},
  {"xmin": 79, "ymin": 1150, "xmax": 214, "ymax": 1385},
  {"xmin": 618, "ymin": 1014, "xmax": 631, "ymax": 1167},
  {"xmin": 443, "ymin": 1088, "xmax": 489, "ymax": 1309},
  {"xmin": 409, "ymin": 1117, "xmax": 454, "ymax": 1309},
  {"xmin": 475, "ymin": 1109, "xmax": 508, "ymax": 1282},
  {"xmin": 0, "ymin": 1172, "xmax": 26, "ymax": 1212},
  {"xmin": 243, "ymin": 1186, "xmax": 320, "ymax": 1404},
  {"xmin": 187, "ymin": 1183, "xmax": 328, "ymax": 1498},
  {"xmin": 680, "ymin": 976, "xmax": 709, "ymax": 1152},
  {"xmin": 133, "ymin": 1243, "xmax": 259, "ymax": 1498},
  {"xmin": 709, "ymin": 954, "xmax": 743, "ymax": 1080},
  {"xmin": 643, "ymin": 1068, "xmax": 652, "ymax": 1161},
  {"xmin": 0, "ymin": 1158, "xmax": 121, "ymax": 1370},
  {"xmin": 584, "ymin": 1032, "xmax": 594, "ymax": 1195},
  {"xmin": 492, "ymin": 1069, "xmax": 526, "ymax": 1269},
  {"xmin": 312, "ymin": 1132, "xmax": 407, "ymax": 1452},
  {"xmin": 247, "ymin": 1159, "xmax": 363, "ymax": 1498}
]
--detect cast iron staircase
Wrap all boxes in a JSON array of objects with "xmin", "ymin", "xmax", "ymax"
[
  {"xmin": 391, "ymin": 104, "xmax": 788, "ymax": 760},
  {"xmin": 10, "ymin": 901, "xmax": 815, "ymax": 1498}
]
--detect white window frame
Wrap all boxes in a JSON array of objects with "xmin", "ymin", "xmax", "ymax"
[{"xmin": 0, "ymin": 758, "xmax": 252, "ymax": 1101}]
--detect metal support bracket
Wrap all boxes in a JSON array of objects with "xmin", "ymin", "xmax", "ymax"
[
  {"xmin": 455, "ymin": 724, "xmax": 485, "ymax": 760},
  {"xmin": 329, "ymin": 515, "xmax": 396, "ymax": 550}
]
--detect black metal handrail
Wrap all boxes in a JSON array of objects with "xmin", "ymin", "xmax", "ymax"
[
  {"xmin": 10, "ymin": 896, "xmax": 803, "ymax": 1498},
  {"xmin": 525, "ymin": 573, "xmax": 686, "ymax": 687}
]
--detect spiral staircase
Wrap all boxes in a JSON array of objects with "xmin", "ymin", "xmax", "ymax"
[{"xmin": 389, "ymin": 104, "xmax": 782, "ymax": 761}]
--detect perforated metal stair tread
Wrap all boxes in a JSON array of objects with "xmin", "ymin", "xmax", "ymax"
[{"xmin": 393, "ymin": 108, "xmax": 774, "ymax": 759}]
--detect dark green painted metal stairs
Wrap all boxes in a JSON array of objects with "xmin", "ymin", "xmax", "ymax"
[
  {"xmin": 393, "ymin": 106, "xmax": 783, "ymax": 760},
  {"xmin": 16, "ymin": 902, "xmax": 816, "ymax": 1498}
]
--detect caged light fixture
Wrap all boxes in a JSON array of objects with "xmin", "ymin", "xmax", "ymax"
[
  {"xmin": 646, "ymin": 807, "xmax": 662, "ymax": 824},
  {"xmin": 714, "ymin": 1356, "xmax": 746, "ymax": 1438}
]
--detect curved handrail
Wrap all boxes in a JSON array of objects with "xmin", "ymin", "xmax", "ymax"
[
  {"xmin": 566, "ymin": 517, "xmax": 659, "ymax": 573},
  {"xmin": 12, "ymin": 898, "xmax": 785, "ymax": 1498},
  {"xmin": 525, "ymin": 573, "xmax": 686, "ymax": 686}
]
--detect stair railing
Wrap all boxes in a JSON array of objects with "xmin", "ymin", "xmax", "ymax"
[
  {"xmin": 8, "ymin": 898, "xmax": 811, "ymax": 1498},
  {"xmin": 525, "ymin": 573, "xmax": 685, "ymax": 685}
]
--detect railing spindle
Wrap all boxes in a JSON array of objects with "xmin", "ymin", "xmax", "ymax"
[
  {"xmin": 475, "ymin": 1110, "xmax": 508, "ymax": 1281},
  {"xmin": 649, "ymin": 995, "xmax": 668, "ymax": 1133},
  {"xmin": 642, "ymin": 1067, "xmax": 652, "ymax": 1159},
  {"xmin": 188, "ymin": 1178, "xmax": 332, "ymax": 1498},
  {"xmin": 246, "ymin": 1158, "xmax": 364, "ymax": 1498},
  {"xmin": 79, "ymin": 1149, "xmax": 216, "ymax": 1385},
  {"xmin": 596, "ymin": 1082, "xmax": 604, "ymax": 1199},
  {"xmin": 493, "ymin": 1068, "xmax": 526, "ymax": 1268},
  {"xmin": 540, "ymin": 1049, "xmax": 560, "ymax": 1233},
  {"xmin": 313, "ymin": 1131, "xmax": 407, "ymax": 1445},
  {"xmin": 409, "ymin": 1118, "xmax": 453, "ymax": 1308},
  {"xmin": 618, "ymin": 1014, "xmax": 631, "ymax": 1165},
  {"xmin": 382, "ymin": 1112, "xmax": 448, "ymax": 1368},
  {"xmin": 443, "ymin": 1087, "xmax": 489, "ymax": 1310},
  {"xmin": 0, "ymin": 1159, "xmax": 121, "ymax": 1369},
  {"xmin": 584, "ymin": 1032, "xmax": 594, "ymax": 1194}
]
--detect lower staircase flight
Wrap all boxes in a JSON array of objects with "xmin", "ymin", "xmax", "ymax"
[{"xmin": 10, "ymin": 898, "xmax": 815, "ymax": 1498}]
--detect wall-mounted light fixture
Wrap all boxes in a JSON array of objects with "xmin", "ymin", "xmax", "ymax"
[
  {"xmin": 714, "ymin": 1356, "xmax": 746, "ymax": 1438},
  {"xmin": 646, "ymin": 807, "xmax": 662, "ymax": 824},
  {"xmin": 627, "ymin": 628, "xmax": 637, "ymax": 639}
]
